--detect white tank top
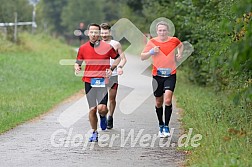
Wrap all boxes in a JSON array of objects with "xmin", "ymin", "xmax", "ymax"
[{"xmin": 109, "ymin": 40, "xmax": 120, "ymax": 76}]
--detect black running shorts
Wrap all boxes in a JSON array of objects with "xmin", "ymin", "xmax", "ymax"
[{"xmin": 152, "ymin": 74, "xmax": 176, "ymax": 97}]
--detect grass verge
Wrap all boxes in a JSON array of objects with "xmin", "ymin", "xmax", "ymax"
[
  {"xmin": 174, "ymin": 70, "xmax": 252, "ymax": 167},
  {"xmin": 0, "ymin": 33, "xmax": 81, "ymax": 134}
]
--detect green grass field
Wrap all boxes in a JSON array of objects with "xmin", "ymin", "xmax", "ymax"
[
  {"xmin": 175, "ymin": 71, "xmax": 252, "ymax": 167},
  {"xmin": 0, "ymin": 33, "xmax": 81, "ymax": 134}
]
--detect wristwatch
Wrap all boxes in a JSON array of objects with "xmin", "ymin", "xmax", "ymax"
[{"xmin": 118, "ymin": 66, "xmax": 123, "ymax": 69}]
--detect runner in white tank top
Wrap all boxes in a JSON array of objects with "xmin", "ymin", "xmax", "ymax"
[{"xmin": 100, "ymin": 23, "xmax": 127, "ymax": 129}]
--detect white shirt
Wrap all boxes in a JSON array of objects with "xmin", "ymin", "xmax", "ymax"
[{"xmin": 109, "ymin": 40, "xmax": 120, "ymax": 76}]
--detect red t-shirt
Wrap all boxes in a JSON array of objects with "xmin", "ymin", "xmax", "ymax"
[
  {"xmin": 76, "ymin": 41, "xmax": 118, "ymax": 83},
  {"xmin": 143, "ymin": 37, "xmax": 182, "ymax": 76}
]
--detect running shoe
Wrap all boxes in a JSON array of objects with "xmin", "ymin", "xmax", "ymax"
[
  {"xmin": 163, "ymin": 126, "xmax": 171, "ymax": 137},
  {"xmin": 158, "ymin": 125, "xmax": 165, "ymax": 138},
  {"xmin": 100, "ymin": 115, "xmax": 107, "ymax": 130},
  {"xmin": 107, "ymin": 116, "xmax": 113, "ymax": 129},
  {"xmin": 89, "ymin": 131, "xmax": 98, "ymax": 142}
]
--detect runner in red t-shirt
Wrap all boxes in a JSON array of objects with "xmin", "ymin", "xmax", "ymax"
[
  {"xmin": 74, "ymin": 23, "xmax": 120, "ymax": 142},
  {"xmin": 141, "ymin": 21, "xmax": 183, "ymax": 138}
]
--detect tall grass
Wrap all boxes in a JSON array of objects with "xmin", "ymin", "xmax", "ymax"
[
  {"xmin": 0, "ymin": 33, "xmax": 81, "ymax": 133},
  {"xmin": 175, "ymin": 71, "xmax": 252, "ymax": 167}
]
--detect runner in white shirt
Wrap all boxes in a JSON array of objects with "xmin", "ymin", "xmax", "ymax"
[{"xmin": 100, "ymin": 23, "xmax": 127, "ymax": 129}]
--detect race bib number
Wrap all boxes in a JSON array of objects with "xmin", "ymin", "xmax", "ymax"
[
  {"xmin": 91, "ymin": 78, "xmax": 105, "ymax": 87},
  {"xmin": 157, "ymin": 68, "xmax": 171, "ymax": 77}
]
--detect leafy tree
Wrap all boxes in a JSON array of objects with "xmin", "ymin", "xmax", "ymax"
[
  {"xmin": 119, "ymin": 0, "xmax": 147, "ymax": 31},
  {"xmin": 102, "ymin": 0, "xmax": 123, "ymax": 23},
  {"xmin": 61, "ymin": 0, "xmax": 104, "ymax": 35},
  {"xmin": 39, "ymin": 0, "xmax": 68, "ymax": 35}
]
